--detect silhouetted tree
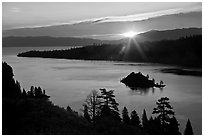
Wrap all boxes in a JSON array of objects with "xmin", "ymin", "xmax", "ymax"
[
  {"xmin": 2, "ymin": 62, "xmax": 21, "ymax": 98},
  {"xmin": 142, "ymin": 109, "xmax": 148, "ymax": 129},
  {"xmin": 99, "ymin": 88, "xmax": 120, "ymax": 121},
  {"xmin": 152, "ymin": 97, "xmax": 175, "ymax": 133},
  {"xmin": 66, "ymin": 106, "xmax": 72, "ymax": 112},
  {"xmin": 27, "ymin": 86, "xmax": 34, "ymax": 97},
  {"xmin": 83, "ymin": 105, "xmax": 91, "ymax": 122},
  {"xmin": 31, "ymin": 86, "xmax": 34, "ymax": 93},
  {"xmin": 184, "ymin": 119, "xmax": 194, "ymax": 135},
  {"xmin": 35, "ymin": 87, "xmax": 43, "ymax": 97},
  {"xmin": 130, "ymin": 110, "xmax": 141, "ymax": 128},
  {"xmin": 122, "ymin": 107, "xmax": 130, "ymax": 125},
  {"xmin": 21, "ymin": 89, "xmax": 27, "ymax": 97},
  {"xmin": 84, "ymin": 90, "xmax": 101, "ymax": 123},
  {"xmin": 15, "ymin": 80, "xmax": 22, "ymax": 95},
  {"xmin": 167, "ymin": 116, "xmax": 181, "ymax": 135}
]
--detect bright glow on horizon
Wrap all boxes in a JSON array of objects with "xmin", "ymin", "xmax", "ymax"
[{"xmin": 122, "ymin": 31, "xmax": 137, "ymax": 38}]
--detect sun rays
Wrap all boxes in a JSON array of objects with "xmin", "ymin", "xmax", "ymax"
[{"xmin": 119, "ymin": 32, "xmax": 148, "ymax": 61}]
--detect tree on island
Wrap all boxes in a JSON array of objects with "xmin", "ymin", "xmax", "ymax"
[
  {"xmin": 152, "ymin": 97, "xmax": 175, "ymax": 133},
  {"xmin": 184, "ymin": 119, "xmax": 194, "ymax": 135}
]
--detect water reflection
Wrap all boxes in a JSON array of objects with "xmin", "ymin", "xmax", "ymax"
[{"xmin": 128, "ymin": 87, "xmax": 163, "ymax": 96}]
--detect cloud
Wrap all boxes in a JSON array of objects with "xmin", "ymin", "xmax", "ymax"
[
  {"xmin": 87, "ymin": 5, "xmax": 201, "ymax": 24},
  {"xmin": 5, "ymin": 3, "xmax": 201, "ymax": 30}
]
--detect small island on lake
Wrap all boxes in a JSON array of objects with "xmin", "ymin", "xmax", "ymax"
[{"xmin": 120, "ymin": 72, "xmax": 165, "ymax": 89}]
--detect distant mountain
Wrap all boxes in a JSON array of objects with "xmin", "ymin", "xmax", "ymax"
[
  {"xmin": 3, "ymin": 28, "xmax": 201, "ymax": 47},
  {"xmin": 135, "ymin": 28, "xmax": 202, "ymax": 42},
  {"xmin": 2, "ymin": 36, "xmax": 107, "ymax": 47}
]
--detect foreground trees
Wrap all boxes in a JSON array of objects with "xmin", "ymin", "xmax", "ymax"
[
  {"xmin": 83, "ymin": 89, "xmax": 187, "ymax": 135},
  {"xmin": 2, "ymin": 62, "xmax": 90, "ymax": 134},
  {"xmin": 99, "ymin": 88, "xmax": 120, "ymax": 121},
  {"xmin": 152, "ymin": 97, "xmax": 181, "ymax": 134},
  {"xmin": 152, "ymin": 97, "xmax": 175, "ymax": 133},
  {"xmin": 3, "ymin": 62, "xmax": 195, "ymax": 135},
  {"xmin": 130, "ymin": 110, "xmax": 141, "ymax": 128},
  {"xmin": 142, "ymin": 109, "xmax": 148, "ymax": 129},
  {"xmin": 122, "ymin": 107, "xmax": 130, "ymax": 125},
  {"xmin": 83, "ymin": 90, "xmax": 101, "ymax": 123}
]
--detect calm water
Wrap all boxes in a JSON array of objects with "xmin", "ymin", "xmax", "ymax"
[{"xmin": 2, "ymin": 47, "xmax": 202, "ymax": 134}]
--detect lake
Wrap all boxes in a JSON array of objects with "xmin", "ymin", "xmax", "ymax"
[{"xmin": 2, "ymin": 47, "xmax": 202, "ymax": 134}]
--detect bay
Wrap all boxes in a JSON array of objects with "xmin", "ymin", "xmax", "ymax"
[{"xmin": 2, "ymin": 47, "xmax": 202, "ymax": 134}]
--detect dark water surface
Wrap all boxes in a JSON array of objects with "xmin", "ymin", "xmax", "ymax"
[{"xmin": 2, "ymin": 47, "xmax": 202, "ymax": 134}]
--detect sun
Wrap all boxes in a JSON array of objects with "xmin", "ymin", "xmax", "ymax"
[{"xmin": 122, "ymin": 31, "xmax": 137, "ymax": 38}]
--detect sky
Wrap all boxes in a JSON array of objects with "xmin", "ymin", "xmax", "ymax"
[{"xmin": 2, "ymin": 2, "xmax": 202, "ymax": 39}]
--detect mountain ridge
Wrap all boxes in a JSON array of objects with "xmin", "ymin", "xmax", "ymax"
[{"xmin": 3, "ymin": 28, "xmax": 202, "ymax": 47}]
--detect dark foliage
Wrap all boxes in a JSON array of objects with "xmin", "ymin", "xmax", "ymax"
[
  {"xmin": 83, "ymin": 90, "xmax": 101, "ymax": 123},
  {"xmin": 142, "ymin": 109, "xmax": 148, "ymax": 129},
  {"xmin": 2, "ymin": 62, "xmax": 21, "ymax": 98},
  {"xmin": 98, "ymin": 88, "xmax": 121, "ymax": 121},
  {"xmin": 18, "ymin": 35, "xmax": 202, "ymax": 68},
  {"xmin": 152, "ymin": 97, "xmax": 176, "ymax": 134},
  {"xmin": 122, "ymin": 107, "xmax": 130, "ymax": 125},
  {"xmin": 2, "ymin": 62, "xmax": 91, "ymax": 135},
  {"xmin": 83, "ymin": 105, "xmax": 91, "ymax": 122},
  {"xmin": 130, "ymin": 110, "xmax": 141, "ymax": 128},
  {"xmin": 184, "ymin": 119, "xmax": 194, "ymax": 135},
  {"xmin": 167, "ymin": 116, "xmax": 181, "ymax": 135},
  {"xmin": 120, "ymin": 72, "xmax": 165, "ymax": 89},
  {"xmin": 93, "ymin": 116, "xmax": 145, "ymax": 135}
]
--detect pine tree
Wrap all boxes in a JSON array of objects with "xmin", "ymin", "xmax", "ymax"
[
  {"xmin": 83, "ymin": 105, "xmax": 91, "ymax": 122},
  {"xmin": 22, "ymin": 89, "xmax": 27, "ymax": 97},
  {"xmin": 99, "ymin": 88, "xmax": 120, "ymax": 121},
  {"xmin": 15, "ymin": 80, "xmax": 22, "ymax": 96},
  {"xmin": 167, "ymin": 116, "xmax": 181, "ymax": 135},
  {"xmin": 27, "ymin": 86, "xmax": 35, "ymax": 97},
  {"xmin": 35, "ymin": 87, "xmax": 43, "ymax": 97},
  {"xmin": 152, "ymin": 97, "xmax": 175, "ymax": 133},
  {"xmin": 142, "ymin": 109, "xmax": 148, "ymax": 129},
  {"xmin": 184, "ymin": 119, "xmax": 194, "ymax": 135},
  {"xmin": 66, "ymin": 106, "xmax": 72, "ymax": 112},
  {"xmin": 130, "ymin": 110, "xmax": 141, "ymax": 128},
  {"xmin": 2, "ymin": 62, "xmax": 17, "ymax": 97},
  {"xmin": 122, "ymin": 107, "xmax": 130, "ymax": 125}
]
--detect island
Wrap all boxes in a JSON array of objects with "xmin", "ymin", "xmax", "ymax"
[{"xmin": 120, "ymin": 72, "xmax": 165, "ymax": 90}]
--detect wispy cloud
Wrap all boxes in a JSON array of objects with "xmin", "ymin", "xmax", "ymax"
[
  {"xmin": 84, "ymin": 5, "xmax": 201, "ymax": 24},
  {"xmin": 4, "ymin": 4, "xmax": 201, "ymax": 30}
]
